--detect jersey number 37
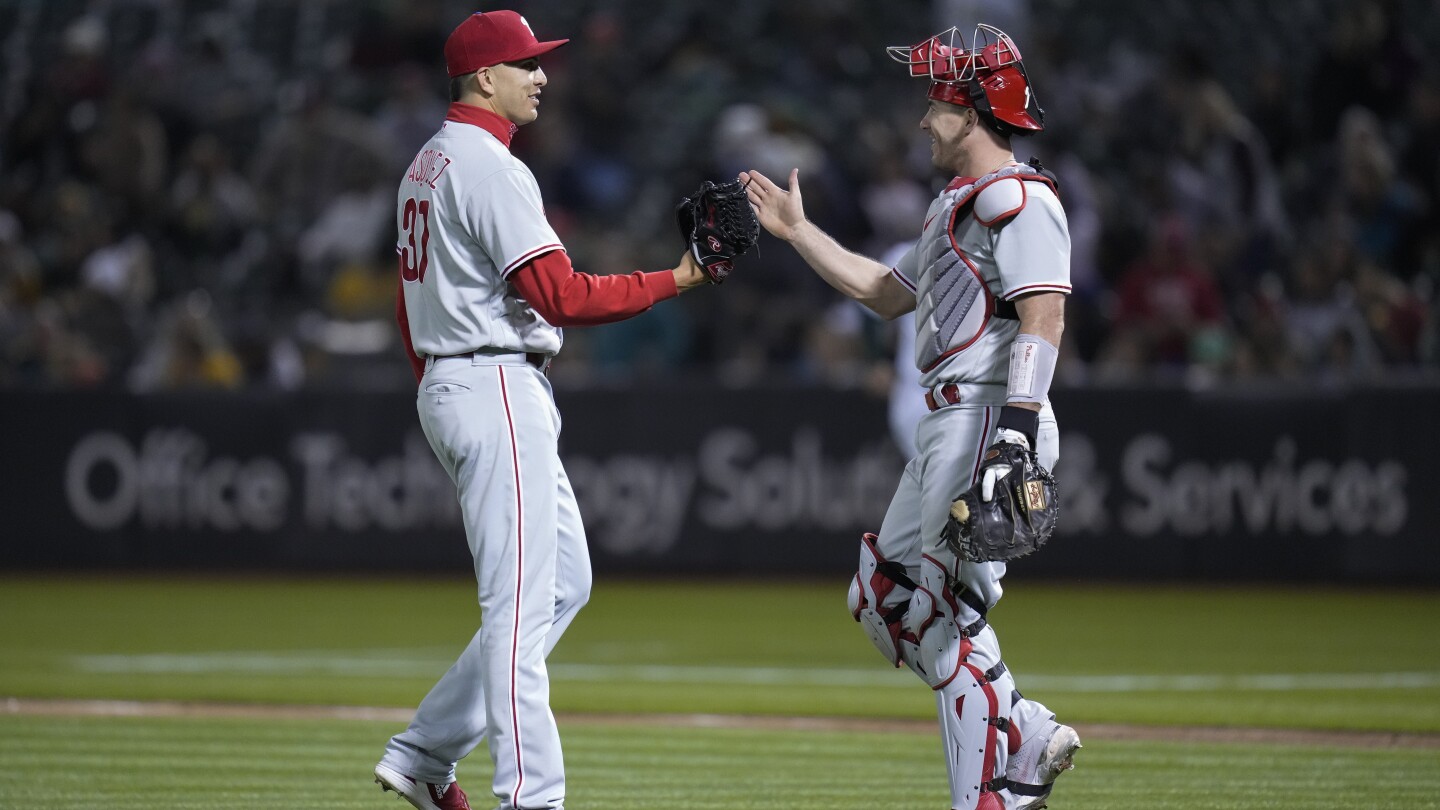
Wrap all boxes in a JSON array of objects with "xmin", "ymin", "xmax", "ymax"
[{"xmin": 399, "ymin": 197, "xmax": 431, "ymax": 283}]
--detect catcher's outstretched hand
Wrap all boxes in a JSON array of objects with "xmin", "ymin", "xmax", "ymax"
[{"xmin": 740, "ymin": 169, "xmax": 805, "ymax": 242}]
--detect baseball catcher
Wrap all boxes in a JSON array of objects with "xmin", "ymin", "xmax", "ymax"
[
  {"xmin": 942, "ymin": 439, "xmax": 1059, "ymax": 562},
  {"xmin": 676, "ymin": 179, "xmax": 760, "ymax": 283},
  {"xmin": 745, "ymin": 21, "xmax": 1081, "ymax": 810}
]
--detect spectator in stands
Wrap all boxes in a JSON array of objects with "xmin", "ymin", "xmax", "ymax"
[
  {"xmin": 1226, "ymin": 275, "xmax": 1300, "ymax": 381},
  {"xmin": 1308, "ymin": 0, "xmax": 1421, "ymax": 141},
  {"xmin": 128, "ymin": 291, "xmax": 245, "ymax": 391},
  {"xmin": 1353, "ymin": 259, "xmax": 1428, "ymax": 366},
  {"xmin": 249, "ymin": 81, "xmax": 391, "ymax": 248},
  {"xmin": 78, "ymin": 79, "xmax": 169, "ymax": 218},
  {"xmin": 0, "ymin": 1, "xmax": 1436, "ymax": 390},
  {"xmin": 1108, "ymin": 215, "xmax": 1228, "ymax": 372},
  {"xmin": 371, "ymin": 63, "xmax": 449, "ymax": 169},
  {"xmin": 1335, "ymin": 106, "xmax": 1426, "ymax": 276},
  {"xmin": 1167, "ymin": 79, "xmax": 1290, "ymax": 287},
  {"xmin": 167, "ymin": 133, "xmax": 262, "ymax": 292},
  {"xmin": 1284, "ymin": 241, "xmax": 1378, "ymax": 379},
  {"xmin": 0, "ymin": 211, "xmax": 44, "ymax": 386}
]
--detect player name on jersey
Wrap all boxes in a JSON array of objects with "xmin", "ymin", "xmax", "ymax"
[{"xmin": 405, "ymin": 149, "xmax": 452, "ymax": 189}]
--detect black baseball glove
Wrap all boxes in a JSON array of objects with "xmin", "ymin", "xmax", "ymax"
[
  {"xmin": 941, "ymin": 442, "xmax": 1059, "ymax": 562},
  {"xmin": 676, "ymin": 179, "xmax": 760, "ymax": 284}
]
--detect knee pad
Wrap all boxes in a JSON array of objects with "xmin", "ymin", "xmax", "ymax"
[
  {"xmin": 903, "ymin": 556, "xmax": 978, "ymax": 690},
  {"xmin": 906, "ymin": 587, "xmax": 968, "ymax": 689},
  {"xmin": 849, "ymin": 533, "xmax": 920, "ymax": 672}
]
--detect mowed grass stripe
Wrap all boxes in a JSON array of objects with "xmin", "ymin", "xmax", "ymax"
[
  {"xmin": 4, "ymin": 577, "xmax": 1440, "ymax": 732},
  {"xmin": 67, "ymin": 651, "xmax": 1440, "ymax": 692},
  {"xmin": 1073, "ymin": 743, "xmax": 1440, "ymax": 809},
  {"xmin": 3, "ymin": 715, "xmax": 1439, "ymax": 809},
  {"xmin": 0, "ymin": 720, "xmax": 364, "ymax": 772},
  {"xmin": 0, "ymin": 716, "xmax": 387, "ymax": 809}
]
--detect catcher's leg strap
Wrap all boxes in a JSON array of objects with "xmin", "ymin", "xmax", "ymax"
[
  {"xmin": 848, "ymin": 533, "xmax": 921, "ymax": 671},
  {"xmin": 911, "ymin": 584, "xmax": 988, "ymax": 641},
  {"xmin": 983, "ymin": 776, "xmax": 1010, "ymax": 794},
  {"xmin": 978, "ymin": 664, "xmax": 1021, "ymax": 751},
  {"xmin": 953, "ymin": 581, "xmax": 990, "ymax": 620},
  {"xmin": 1005, "ymin": 780, "xmax": 1052, "ymax": 801}
]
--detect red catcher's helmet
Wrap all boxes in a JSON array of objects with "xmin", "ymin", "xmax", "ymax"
[{"xmin": 887, "ymin": 24, "xmax": 1044, "ymax": 134}]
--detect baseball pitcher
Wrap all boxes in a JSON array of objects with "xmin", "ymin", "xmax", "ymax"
[
  {"xmin": 374, "ymin": 11, "xmax": 753, "ymax": 810},
  {"xmin": 744, "ymin": 24, "xmax": 1080, "ymax": 810}
]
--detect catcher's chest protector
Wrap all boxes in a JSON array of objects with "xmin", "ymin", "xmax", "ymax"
[{"xmin": 912, "ymin": 164, "xmax": 1058, "ymax": 372}]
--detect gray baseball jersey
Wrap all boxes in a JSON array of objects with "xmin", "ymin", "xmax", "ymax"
[
  {"xmin": 890, "ymin": 163, "xmax": 1071, "ymax": 396},
  {"xmin": 398, "ymin": 105, "xmax": 565, "ymax": 359}
]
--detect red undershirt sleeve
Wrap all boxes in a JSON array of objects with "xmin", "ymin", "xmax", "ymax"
[
  {"xmin": 509, "ymin": 249, "xmax": 680, "ymax": 327},
  {"xmin": 395, "ymin": 275, "xmax": 424, "ymax": 382}
]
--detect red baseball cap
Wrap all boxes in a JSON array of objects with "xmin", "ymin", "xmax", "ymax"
[{"xmin": 444, "ymin": 11, "xmax": 568, "ymax": 77}]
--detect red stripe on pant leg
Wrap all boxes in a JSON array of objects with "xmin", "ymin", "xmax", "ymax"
[
  {"xmin": 960, "ymin": 661, "xmax": 1002, "ymax": 796},
  {"xmin": 498, "ymin": 367, "xmax": 526, "ymax": 802},
  {"xmin": 970, "ymin": 407, "xmax": 994, "ymax": 485}
]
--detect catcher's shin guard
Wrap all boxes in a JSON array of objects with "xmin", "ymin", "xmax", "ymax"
[
  {"xmin": 901, "ymin": 554, "xmax": 1012, "ymax": 808},
  {"xmin": 848, "ymin": 533, "xmax": 924, "ymax": 677},
  {"xmin": 936, "ymin": 654, "xmax": 1016, "ymax": 810}
]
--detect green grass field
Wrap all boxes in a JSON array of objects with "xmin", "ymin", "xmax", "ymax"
[
  {"xmin": 3, "ymin": 714, "xmax": 1438, "ymax": 810},
  {"xmin": 2, "ymin": 575, "xmax": 1438, "ymax": 808}
]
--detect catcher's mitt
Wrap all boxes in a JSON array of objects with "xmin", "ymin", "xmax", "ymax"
[
  {"xmin": 676, "ymin": 179, "xmax": 760, "ymax": 284},
  {"xmin": 942, "ymin": 443, "xmax": 1059, "ymax": 562}
]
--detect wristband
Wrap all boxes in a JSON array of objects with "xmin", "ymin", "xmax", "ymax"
[
  {"xmin": 997, "ymin": 405, "xmax": 1039, "ymax": 449},
  {"xmin": 1007, "ymin": 333, "xmax": 1058, "ymax": 404}
]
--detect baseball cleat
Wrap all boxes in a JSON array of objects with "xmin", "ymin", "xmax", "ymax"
[
  {"xmin": 1036, "ymin": 723, "xmax": 1081, "ymax": 781},
  {"xmin": 1006, "ymin": 722, "xmax": 1081, "ymax": 809},
  {"xmin": 374, "ymin": 763, "xmax": 472, "ymax": 810}
]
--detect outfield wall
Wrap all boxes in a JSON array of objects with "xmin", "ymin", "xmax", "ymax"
[{"xmin": 2, "ymin": 386, "xmax": 1436, "ymax": 582}]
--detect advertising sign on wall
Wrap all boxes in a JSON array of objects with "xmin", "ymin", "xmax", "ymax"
[{"xmin": 2, "ymin": 387, "xmax": 1435, "ymax": 582}]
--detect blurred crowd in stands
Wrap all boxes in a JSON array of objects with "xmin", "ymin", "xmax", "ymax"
[{"xmin": 1, "ymin": 0, "xmax": 1437, "ymax": 392}]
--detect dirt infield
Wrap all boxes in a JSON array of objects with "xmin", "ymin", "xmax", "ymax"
[{"xmin": 6, "ymin": 697, "xmax": 1439, "ymax": 749}]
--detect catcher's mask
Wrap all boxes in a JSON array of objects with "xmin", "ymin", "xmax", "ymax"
[{"xmin": 887, "ymin": 24, "xmax": 1044, "ymax": 136}]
